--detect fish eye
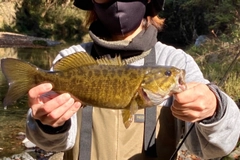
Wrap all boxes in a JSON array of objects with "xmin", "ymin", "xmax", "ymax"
[{"xmin": 165, "ymin": 70, "xmax": 172, "ymax": 76}]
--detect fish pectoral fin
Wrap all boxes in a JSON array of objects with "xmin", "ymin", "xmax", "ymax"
[
  {"xmin": 122, "ymin": 109, "xmax": 132, "ymax": 129},
  {"xmin": 130, "ymin": 99, "xmax": 139, "ymax": 115},
  {"xmin": 122, "ymin": 100, "xmax": 139, "ymax": 129}
]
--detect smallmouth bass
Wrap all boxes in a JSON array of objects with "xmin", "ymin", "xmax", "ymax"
[{"xmin": 1, "ymin": 52, "xmax": 186, "ymax": 128}]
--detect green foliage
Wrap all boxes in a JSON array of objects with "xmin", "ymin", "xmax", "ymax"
[
  {"xmin": 163, "ymin": 1, "xmax": 240, "ymax": 103},
  {"xmin": 3, "ymin": 0, "xmax": 240, "ymax": 46},
  {"xmin": 223, "ymin": 72, "xmax": 240, "ymax": 101},
  {"xmin": 203, "ymin": 1, "xmax": 237, "ymax": 32},
  {"xmin": 185, "ymin": 39, "xmax": 240, "ymax": 102},
  {"xmin": 158, "ymin": 0, "xmax": 240, "ymax": 46},
  {"xmin": 13, "ymin": 0, "xmax": 88, "ymax": 42}
]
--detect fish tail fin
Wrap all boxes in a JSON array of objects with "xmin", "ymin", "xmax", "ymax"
[{"xmin": 1, "ymin": 58, "xmax": 39, "ymax": 106}]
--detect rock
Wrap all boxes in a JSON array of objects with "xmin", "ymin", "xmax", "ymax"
[
  {"xmin": 0, "ymin": 151, "xmax": 34, "ymax": 160},
  {"xmin": 11, "ymin": 152, "xmax": 34, "ymax": 160},
  {"xmin": 194, "ymin": 35, "xmax": 209, "ymax": 47},
  {"xmin": 16, "ymin": 132, "xmax": 26, "ymax": 140},
  {"xmin": 49, "ymin": 152, "xmax": 64, "ymax": 160},
  {"xmin": 17, "ymin": 132, "xmax": 26, "ymax": 136},
  {"xmin": 22, "ymin": 138, "xmax": 36, "ymax": 148}
]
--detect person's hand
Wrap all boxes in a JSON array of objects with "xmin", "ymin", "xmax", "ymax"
[
  {"xmin": 171, "ymin": 82, "xmax": 217, "ymax": 122},
  {"xmin": 28, "ymin": 83, "xmax": 81, "ymax": 127}
]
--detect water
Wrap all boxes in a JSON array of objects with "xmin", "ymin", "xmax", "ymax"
[{"xmin": 0, "ymin": 43, "xmax": 76, "ymax": 158}]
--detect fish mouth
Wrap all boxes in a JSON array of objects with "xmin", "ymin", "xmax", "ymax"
[
  {"xmin": 141, "ymin": 88, "xmax": 170, "ymax": 106},
  {"xmin": 179, "ymin": 75, "xmax": 187, "ymax": 90},
  {"xmin": 173, "ymin": 71, "xmax": 187, "ymax": 93}
]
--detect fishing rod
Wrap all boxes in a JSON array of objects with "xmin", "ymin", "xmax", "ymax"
[{"xmin": 169, "ymin": 123, "xmax": 195, "ymax": 160}]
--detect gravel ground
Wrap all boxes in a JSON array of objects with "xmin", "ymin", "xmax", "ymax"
[{"xmin": 0, "ymin": 150, "xmax": 199, "ymax": 160}]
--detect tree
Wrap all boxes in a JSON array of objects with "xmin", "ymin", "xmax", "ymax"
[
  {"xmin": 14, "ymin": 0, "xmax": 88, "ymax": 41},
  {"xmin": 158, "ymin": 0, "xmax": 240, "ymax": 47}
]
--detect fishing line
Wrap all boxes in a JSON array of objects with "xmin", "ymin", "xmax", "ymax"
[{"xmin": 169, "ymin": 123, "xmax": 195, "ymax": 160}]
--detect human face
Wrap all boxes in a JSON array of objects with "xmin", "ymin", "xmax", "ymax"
[{"xmin": 92, "ymin": 0, "xmax": 147, "ymax": 40}]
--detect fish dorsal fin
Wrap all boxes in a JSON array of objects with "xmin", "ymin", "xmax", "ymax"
[
  {"xmin": 53, "ymin": 52, "xmax": 126, "ymax": 71},
  {"xmin": 53, "ymin": 52, "xmax": 97, "ymax": 71},
  {"xmin": 96, "ymin": 54, "xmax": 126, "ymax": 66}
]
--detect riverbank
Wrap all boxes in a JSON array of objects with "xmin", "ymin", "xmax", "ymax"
[
  {"xmin": 0, "ymin": 32, "xmax": 61, "ymax": 48},
  {"xmin": 0, "ymin": 32, "xmax": 239, "ymax": 160}
]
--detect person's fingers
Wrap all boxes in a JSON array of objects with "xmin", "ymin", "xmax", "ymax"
[
  {"xmin": 42, "ymin": 101, "xmax": 81, "ymax": 127},
  {"xmin": 40, "ymin": 91, "xmax": 59, "ymax": 100},
  {"xmin": 46, "ymin": 97, "xmax": 75, "ymax": 121},
  {"xmin": 28, "ymin": 83, "xmax": 53, "ymax": 98},
  {"xmin": 28, "ymin": 83, "xmax": 53, "ymax": 105},
  {"xmin": 53, "ymin": 101, "xmax": 81, "ymax": 127},
  {"xmin": 32, "ymin": 93, "xmax": 72, "ymax": 119},
  {"xmin": 173, "ymin": 82, "xmax": 202, "ymax": 104}
]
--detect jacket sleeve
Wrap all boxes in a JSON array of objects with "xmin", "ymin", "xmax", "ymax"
[
  {"xmin": 25, "ymin": 43, "xmax": 92, "ymax": 151},
  {"xmin": 155, "ymin": 42, "xmax": 240, "ymax": 159},
  {"xmin": 181, "ymin": 52, "xmax": 240, "ymax": 159},
  {"xmin": 26, "ymin": 110, "xmax": 78, "ymax": 152},
  {"xmin": 185, "ymin": 85, "xmax": 240, "ymax": 159}
]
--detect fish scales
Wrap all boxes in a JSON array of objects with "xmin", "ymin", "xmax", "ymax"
[
  {"xmin": 1, "ymin": 52, "xmax": 186, "ymax": 128},
  {"xmin": 34, "ymin": 65, "xmax": 148, "ymax": 109}
]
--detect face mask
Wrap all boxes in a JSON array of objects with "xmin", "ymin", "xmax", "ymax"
[{"xmin": 93, "ymin": 0, "xmax": 147, "ymax": 35}]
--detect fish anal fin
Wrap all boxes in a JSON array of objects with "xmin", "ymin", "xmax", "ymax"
[
  {"xmin": 122, "ymin": 99, "xmax": 139, "ymax": 128},
  {"xmin": 53, "ymin": 52, "xmax": 97, "ymax": 71}
]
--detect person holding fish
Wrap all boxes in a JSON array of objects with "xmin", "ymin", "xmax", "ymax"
[{"xmin": 22, "ymin": 0, "xmax": 240, "ymax": 159}]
